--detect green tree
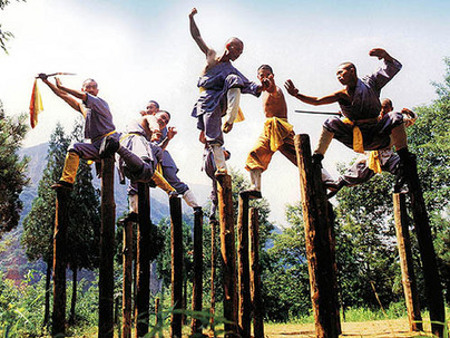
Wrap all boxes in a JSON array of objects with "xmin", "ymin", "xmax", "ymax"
[
  {"xmin": 22, "ymin": 122, "xmax": 70, "ymax": 326},
  {"xmin": 65, "ymin": 120, "xmax": 101, "ymax": 324},
  {"xmin": 0, "ymin": 101, "xmax": 29, "ymax": 238},
  {"xmin": 262, "ymin": 203, "xmax": 311, "ymax": 321},
  {"xmin": 408, "ymin": 57, "xmax": 450, "ymax": 303}
]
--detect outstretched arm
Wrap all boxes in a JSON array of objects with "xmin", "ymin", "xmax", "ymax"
[
  {"xmin": 56, "ymin": 79, "xmax": 87, "ymax": 101},
  {"xmin": 189, "ymin": 8, "xmax": 211, "ymax": 56},
  {"xmin": 39, "ymin": 75, "xmax": 83, "ymax": 115},
  {"xmin": 284, "ymin": 79, "xmax": 340, "ymax": 106}
]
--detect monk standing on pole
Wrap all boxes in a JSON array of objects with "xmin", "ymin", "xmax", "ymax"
[
  {"xmin": 189, "ymin": 7, "xmax": 263, "ymax": 175},
  {"xmin": 245, "ymin": 64, "xmax": 297, "ymax": 197}
]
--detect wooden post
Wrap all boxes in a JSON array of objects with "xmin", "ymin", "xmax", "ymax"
[
  {"xmin": 155, "ymin": 297, "xmax": 160, "ymax": 327},
  {"xmin": 52, "ymin": 189, "xmax": 69, "ymax": 336},
  {"xmin": 249, "ymin": 208, "xmax": 264, "ymax": 338},
  {"xmin": 237, "ymin": 193, "xmax": 251, "ymax": 338},
  {"xmin": 99, "ymin": 157, "xmax": 116, "ymax": 338},
  {"xmin": 406, "ymin": 156, "xmax": 445, "ymax": 337},
  {"xmin": 122, "ymin": 219, "xmax": 133, "ymax": 338},
  {"xmin": 170, "ymin": 196, "xmax": 183, "ymax": 338},
  {"xmin": 135, "ymin": 183, "xmax": 151, "ymax": 338},
  {"xmin": 294, "ymin": 134, "xmax": 340, "ymax": 338},
  {"xmin": 191, "ymin": 209, "xmax": 204, "ymax": 335},
  {"xmin": 210, "ymin": 219, "xmax": 218, "ymax": 336},
  {"xmin": 216, "ymin": 174, "xmax": 238, "ymax": 337},
  {"xmin": 393, "ymin": 192, "xmax": 423, "ymax": 332}
]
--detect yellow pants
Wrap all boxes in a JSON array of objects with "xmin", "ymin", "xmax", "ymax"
[
  {"xmin": 60, "ymin": 151, "xmax": 80, "ymax": 184},
  {"xmin": 245, "ymin": 118, "xmax": 297, "ymax": 171}
]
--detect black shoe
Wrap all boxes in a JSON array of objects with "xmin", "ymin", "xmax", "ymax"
[
  {"xmin": 240, "ymin": 189, "xmax": 262, "ymax": 200},
  {"xmin": 325, "ymin": 179, "xmax": 344, "ymax": 199},
  {"xmin": 99, "ymin": 135, "xmax": 119, "ymax": 158},
  {"xmin": 312, "ymin": 153, "xmax": 324, "ymax": 168},
  {"xmin": 394, "ymin": 150, "xmax": 416, "ymax": 193},
  {"xmin": 118, "ymin": 212, "xmax": 138, "ymax": 225},
  {"xmin": 51, "ymin": 181, "xmax": 73, "ymax": 191}
]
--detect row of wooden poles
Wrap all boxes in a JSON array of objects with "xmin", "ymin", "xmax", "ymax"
[{"xmin": 51, "ymin": 133, "xmax": 445, "ymax": 337}]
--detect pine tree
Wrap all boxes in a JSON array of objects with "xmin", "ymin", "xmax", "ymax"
[
  {"xmin": 0, "ymin": 101, "xmax": 29, "ymax": 238},
  {"xmin": 65, "ymin": 119, "xmax": 101, "ymax": 324},
  {"xmin": 22, "ymin": 122, "xmax": 70, "ymax": 326}
]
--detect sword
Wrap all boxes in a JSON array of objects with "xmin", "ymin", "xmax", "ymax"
[
  {"xmin": 294, "ymin": 109, "xmax": 341, "ymax": 116},
  {"xmin": 36, "ymin": 72, "xmax": 76, "ymax": 79}
]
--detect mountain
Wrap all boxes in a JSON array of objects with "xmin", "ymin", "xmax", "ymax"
[{"xmin": 0, "ymin": 143, "xmax": 212, "ymax": 283}]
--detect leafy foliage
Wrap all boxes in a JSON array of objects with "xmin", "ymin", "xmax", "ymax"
[
  {"xmin": 0, "ymin": 0, "xmax": 26, "ymax": 53},
  {"xmin": 0, "ymin": 102, "xmax": 29, "ymax": 238}
]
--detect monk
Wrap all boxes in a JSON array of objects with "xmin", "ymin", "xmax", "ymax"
[
  {"xmin": 189, "ymin": 7, "xmax": 263, "ymax": 174},
  {"xmin": 245, "ymin": 65, "xmax": 297, "ymax": 197}
]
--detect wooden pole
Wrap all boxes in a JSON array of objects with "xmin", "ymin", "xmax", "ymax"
[
  {"xmin": 135, "ymin": 183, "xmax": 151, "ymax": 338},
  {"xmin": 393, "ymin": 192, "xmax": 423, "ymax": 332},
  {"xmin": 155, "ymin": 297, "xmax": 160, "ymax": 327},
  {"xmin": 237, "ymin": 193, "xmax": 251, "ymax": 338},
  {"xmin": 294, "ymin": 134, "xmax": 340, "ymax": 338},
  {"xmin": 405, "ymin": 156, "xmax": 445, "ymax": 337},
  {"xmin": 99, "ymin": 157, "xmax": 116, "ymax": 338},
  {"xmin": 122, "ymin": 219, "xmax": 133, "ymax": 338},
  {"xmin": 209, "ymin": 219, "xmax": 218, "ymax": 336},
  {"xmin": 170, "ymin": 196, "xmax": 183, "ymax": 338},
  {"xmin": 249, "ymin": 208, "xmax": 264, "ymax": 338},
  {"xmin": 191, "ymin": 209, "xmax": 204, "ymax": 335},
  {"xmin": 52, "ymin": 189, "xmax": 69, "ymax": 336},
  {"xmin": 216, "ymin": 174, "xmax": 238, "ymax": 337}
]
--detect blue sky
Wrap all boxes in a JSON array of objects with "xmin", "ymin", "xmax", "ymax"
[{"xmin": 1, "ymin": 0, "xmax": 449, "ymax": 225}]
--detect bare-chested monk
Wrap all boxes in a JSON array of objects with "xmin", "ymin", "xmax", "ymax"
[
  {"xmin": 189, "ymin": 7, "xmax": 263, "ymax": 175},
  {"xmin": 245, "ymin": 65, "xmax": 297, "ymax": 196}
]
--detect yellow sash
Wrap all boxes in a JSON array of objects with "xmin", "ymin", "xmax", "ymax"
[
  {"xmin": 341, "ymin": 117, "xmax": 364, "ymax": 153},
  {"xmin": 368, "ymin": 151, "xmax": 382, "ymax": 173},
  {"xmin": 264, "ymin": 117, "xmax": 294, "ymax": 152}
]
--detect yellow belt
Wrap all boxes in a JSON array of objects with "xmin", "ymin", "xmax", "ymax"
[
  {"xmin": 341, "ymin": 118, "xmax": 364, "ymax": 153},
  {"xmin": 92, "ymin": 130, "xmax": 117, "ymax": 143}
]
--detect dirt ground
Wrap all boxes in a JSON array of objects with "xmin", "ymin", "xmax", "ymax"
[{"xmin": 264, "ymin": 318, "xmax": 445, "ymax": 337}]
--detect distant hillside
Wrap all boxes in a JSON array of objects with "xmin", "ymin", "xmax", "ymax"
[{"xmin": 0, "ymin": 143, "xmax": 212, "ymax": 283}]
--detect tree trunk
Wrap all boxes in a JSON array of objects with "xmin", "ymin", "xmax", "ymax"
[
  {"xmin": 249, "ymin": 208, "xmax": 264, "ymax": 338},
  {"xmin": 170, "ymin": 196, "xmax": 183, "ymax": 338},
  {"xmin": 98, "ymin": 157, "xmax": 116, "ymax": 338},
  {"xmin": 216, "ymin": 174, "xmax": 238, "ymax": 337},
  {"xmin": 406, "ymin": 156, "xmax": 445, "ymax": 337},
  {"xmin": 52, "ymin": 189, "xmax": 69, "ymax": 336},
  {"xmin": 209, "ymin": 219, "xmax": 218, "ymax": 336},
  {"xmin": 237, "ymin": 193, "xmax": 251, "ymax": 338},
  {"xmin": 43, "ymin": 262, "xmax": 51, "ymax": 328},
  {"xmin": 294, "ymin": 134, "xmax": 340, "ymax": 338},
  {"xmin": 393, "ymin": 193, "xmax": 423, "ymax": 332},
  {"xmin": 68, "ymin": 266, "xmax": 78, "ymax": 325},
  {"xmin": 135, "ymin": 183, "xmax": 151, "ymax": 338},
  {"xmin": 122, "ymin": 219, "xmax": 133, "ymax": 338},
  {"xmin": 191, "ymin": 209, "xmax": 204, "ymax": 335}
]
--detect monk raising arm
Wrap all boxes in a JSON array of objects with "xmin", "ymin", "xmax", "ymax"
[
  {"xmin": 38, "ymin": 74, "xmax": 85, "ymax": 116},
  {"xmin": 189, "ymin": 8, "xmax": 217, "ymax": 68}
]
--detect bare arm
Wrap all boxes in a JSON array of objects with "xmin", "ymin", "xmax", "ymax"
[
  {"xmin": 142, "ymin": 115, "xmax": 162, "ymax": 142},
  {"xmin": 189, "ymin": 8, "xmax": 211, "ymax": 56},
  {"xmin": 158, "ymin": 126, "xmax": 177, "ymax": 151},
  {"xmin": 369, "ymin": 48, "xmax": 397, "ymax": 63},
  {"xmin": 41, "ymin": 77, "xmax": 83, "ymax": 114},
  {"xmin": 284, "ymin": 79, "xmax": 340, "ymax": 106},
  {"xmin": 56, "ymin": 79, "xmax": 87, "ymax": 101}
]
